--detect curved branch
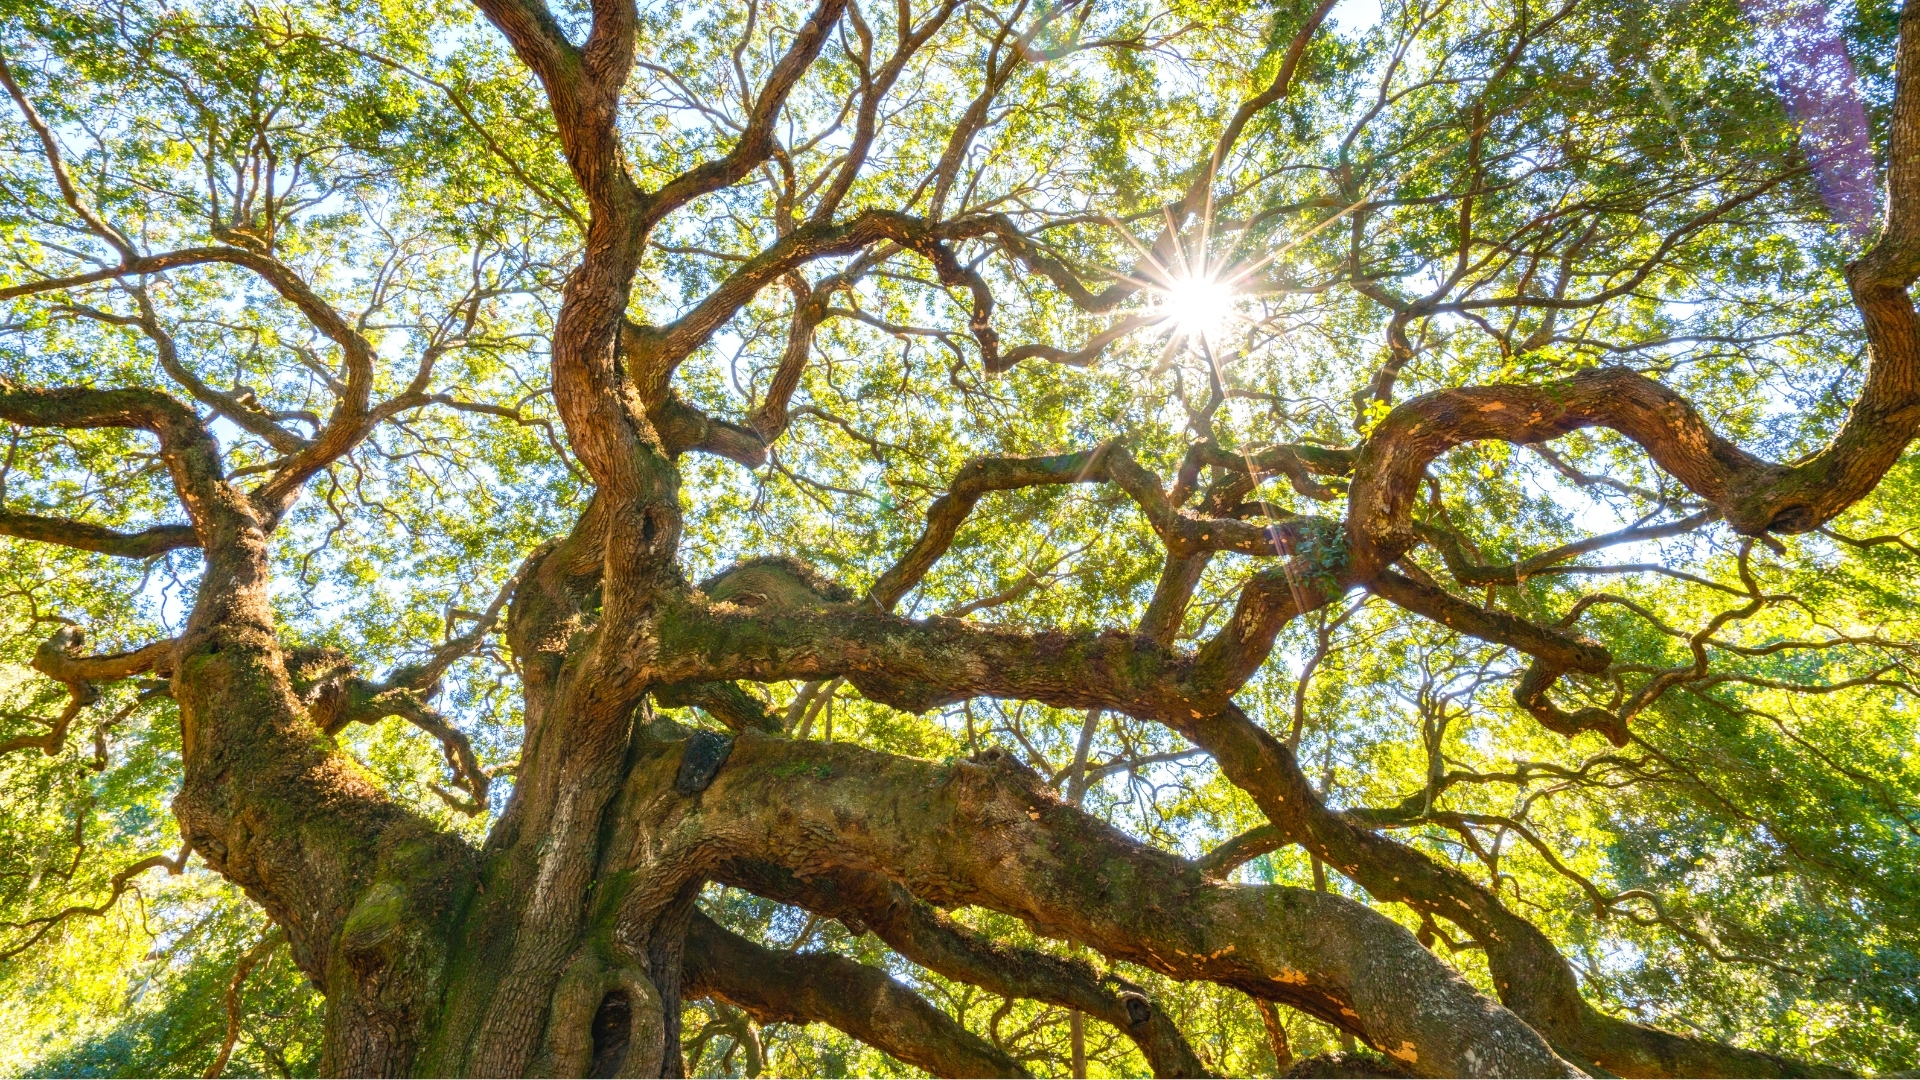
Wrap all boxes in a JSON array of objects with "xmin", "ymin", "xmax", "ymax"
[
  {"xmin": 1194, "ymin": 440, "xmax": 1356, "ymax": 501},
  {"xmin": 2, "ymin": 243, "xmax": 374, "ymax": 516},
  {"xmin": 658, "ymin": 577, "xmax": 1828, "ymax": 1076},
  {"xmin": 1349, "ymin": 335, "xmax": 1915, "ymax": 569},
  {"xmin": 7, "ymin": 626, "xmax": 179, "ymax": 760},
  {"xmin": 748, "ymin": 274, "xmax": 833, "ymax": 441},
  {"xmin": 206, "ymin": 927, "xmax": 285, "ymax": 1079},
  {"xmin": 714, "ymin": 860, "xmax": 1212, "ymax": 1079},
  {"xmin": 360, "ymin": 692, "xmax": 491, "ymax": 814},
  {"xmin": 1167, "ymin": 703, "xmax": 1839, "ymax": 1078},
  {"xmin": 385, "ymin": 540, "xmax": 551, "ymax": 695},
  {"xmin": 65, "ymin": 291, "xmax": 312, "ymax": 456},
  {"xmin": 627, "ymin": 210, "xmax": 1007, "ymax": 397},
  {"xmin": 1336, "ymin": 353, "xmax": 1920, "ymax": 745},
  {"xmin": 652, "ymin": 681, "xmax": 781, "ymax": 734},
  {"xmin": 293, "ymin": 548, "xmax": 546, "ymax": 813},
  {"xmin": 33, "ymin": 625, "xmax": 175, "ymax": 684},
  {"xmin": 1417, "ymin": 511, "xmax": 1716, "ymax": 588},
  {"xmin": 659, "ymin": 521, "xmax": 1350, "ymax": 727},
  {"xmin": 617, "ymin": 735, "xmax": 1579, "ymax": 1076},
  {"xmin": 638, "ymin": 0, "xmax": 849, "ymax": 230},
  {"xmin": 648, "ymin": 390, "xmax": 768, "ymax": 467},
  {"xmin": 0, "ymin": 382, "xmax": 227, "ymax": 532},
  {"xmin": 0, "ymin": 49, "xmax": 136, "ymax": 260},
  {"xmin": 1366, "ymin": 569, "xmax": 1624, "ymax": 743},
  {"xmin": 867, "ymin": 443, "xmax": 1334, "ymax": 614},
  {"xmin": 0, "ymin": 843, "xmax": 191, "ymax": 962},
  {"xmin": 683, "ymin": 909, "xmax": 1029, "ymax": 1079}
]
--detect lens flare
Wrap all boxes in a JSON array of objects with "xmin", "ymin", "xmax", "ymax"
[{"xmin": 1156, "ymin": 274, "xmax": 1238, "ymax": 346}]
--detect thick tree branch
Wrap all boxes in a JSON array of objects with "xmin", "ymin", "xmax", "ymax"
[
  {"xmin": 0, "ymin": 382, "xmax": 227, "ymax": 530},
  {"xmin": 648, "ymin": 390, "xmax": 769, "ymax": 467},
  {"xmin": 1193, "ymin": 824, "xmax": 1286, "ymax": 881},
  {"xmin": 8, "ymin": 626, "xmax": 176, "ymax": 764},
  {"xmin": 652, "ymin": 681, "xmax": 781, "ymax": 734},
  {"xmin": 714, "ymin": 861, "xmax": 1212, "ymax": 1079},
  {"xmin": 1167, "ymin": 702, "xmax": 1838, "ymax": 1078},
  {"xmin": 0, "ymin": 240, "xmax": 396, "ymax": 527},
  {"xmin": 654, "ymin": 551, "xmax": 1828, "ymax": 1076},
  {"xmin": 683, "ymin": 910, "xmax": 1029, "ymax": 1079},
  {"xmin": 32, "ymin": 625, "xmax": 175, "ymax": 686},
  {"xmin": 613, "ymin": 734, "xmax": 1577, "ymax": 1076},
  {"xmin": 0, "ymin": 509, "xmax": 198, "ymax": 557}
]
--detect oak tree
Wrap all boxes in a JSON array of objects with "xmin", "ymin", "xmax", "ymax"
[{"xmin": 2, "ymin": 0, "xmax": 1918, "ymax": 1074}]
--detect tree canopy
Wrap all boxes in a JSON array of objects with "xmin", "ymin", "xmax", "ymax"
[{"xmin": 0, "ymin": 0, "xmax": 1917, "ymax": 1075}]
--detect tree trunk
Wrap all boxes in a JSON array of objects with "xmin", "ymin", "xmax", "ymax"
[{"xmin": 18, "ymin": 0, "xmax": 1910, "ymax": 1073}]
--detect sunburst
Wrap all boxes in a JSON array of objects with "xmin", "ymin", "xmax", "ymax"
[
  {"xmin": 1104, "ymin": 140, "xmax": 1452, "ymax": 366},
  {"xmin": 1154, "ymin": 272, "xmax": 1240, "ymax": 348},
  {"xmin": 1107, "ymin": 207, "xmax": 1261, "ymax": 367}
]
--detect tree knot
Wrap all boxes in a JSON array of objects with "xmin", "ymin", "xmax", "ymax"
[{"xmin": 676, "ymin": 729, "xmax": 735, "ymax": 796}]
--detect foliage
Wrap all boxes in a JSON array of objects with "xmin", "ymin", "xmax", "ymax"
[{"xmin": 0, "ymin": 0, "xmax": 1916, "ymax": 1073}]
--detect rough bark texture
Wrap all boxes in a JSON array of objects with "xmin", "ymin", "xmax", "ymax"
[
  {"xmin": 682, "ymin": 912, "xmax": 1027, "ymax": 1079},
  {"xmin": 600, "ymin": 733, "xmax": 1578, "ymax": 1078},
  {"xmin": 10, "ymin": 0, "xmax": 1920, "ymax": 1075},
  {"xmin": 712, "ymin": 860, "xmax": 1213, "ymax": 1079}
]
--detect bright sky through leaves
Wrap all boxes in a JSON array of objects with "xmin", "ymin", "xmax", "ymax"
[{"xmin": 0, "ymin": 0, "xmax": 1917, "ymax": 1074}]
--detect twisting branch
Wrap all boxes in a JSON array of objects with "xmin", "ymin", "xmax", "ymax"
[
  {"xmin": 867, "ymin": 443, "xmax": 1336, "ymax": 615},
  {"xmin": 59, "ymin": 292, "xmax": 312, "ymax": 456},
  {"xmin": 626, "ymin": 210, "xmax": 1011, "ymax": 400},
  {"xmin": 652, "ymin": 680, "xmax": 781, "ymax": 734},
  {"xmin": 1417, "ymin": 510, "xmax": 1717, "ymax": 588},
  {"xmin": 657, "ymin": 549, "xmax": 1832, "ymax": 1074},
  {"xmin": 622, "ymin": 735, "xmax": 1577, "ymax": 1075},
  {"xmin": 0, "ymin": 383, "xmax": 228, "ymax": 532},
  {"xmin": 810, "ymin": 1, "xmax": 964, "ymax": 222},
  {"xmin": 0, "ymin": 47, "xmax": 137, "ymax": 260},
  {"xmin": 1164, "ymin": 702, "xmax": 1836, "ymax": 1078},
  {"xmin": 662, "ymin": 543, "xmax": 1345, "ymax": 722},
  {"xmin": 639, "ymin": 0, "xmax": 851, "ymax": 231},
  {"xmin": 1299, "ymin": 0, "xmax": 1920, "ymax": 752},
  {"xmin": 1366, "ymin": 569, "xmax": 1625, "ymax": 743},
  {"xmin": 300, "ymin": 546, "xmax": 549, "ymax": 811},
  {"xmin": 683, "ymin": 1000, "xmax": 760, "ymax": 1078},
  {"xmin": 714, "ymin": 860, "xmax": 1213, "ymax": 1079},
  {"xmin": 2, "ymin": 626, "xmax": 177, "ymax": 760},
  {"xmin": 747, "ymin": 273, "xmax": 835, "ymax": 442},
  {"xmin": 0, "ymin": 843, "xmax": 192, "ymax": 961},
  {"xmin": 0, "ymin": 56, "xmax": 381, "ymax": 517},
  {"xmin": 205, "ymin": 927, "xmax": 285, "ymax": 1079},
  {"xmin": 385, "ymin": 542, "xmax": 552, "ymax": 696},
  {"xmin": 682, "ymin": 910, "xmax": 1030, "ymax": 1079}
]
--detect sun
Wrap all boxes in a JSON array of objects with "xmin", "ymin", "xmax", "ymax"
[{"xmin": 1155, "ymin": 273, "xmax": 1239, "ymax": 347}]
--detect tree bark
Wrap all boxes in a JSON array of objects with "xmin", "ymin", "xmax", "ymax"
[{"xmin": 683, "ymin": 911, "xmax": 1028, "ymax": 1078}]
